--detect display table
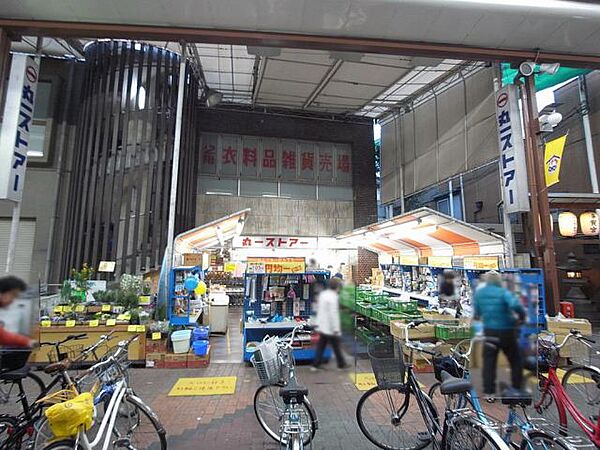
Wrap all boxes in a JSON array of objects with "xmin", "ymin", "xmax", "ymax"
[{"xmin": 31, "ymin": 325, "xmax": 146, "ymax": 364}]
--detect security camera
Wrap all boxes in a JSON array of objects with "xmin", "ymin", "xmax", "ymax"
[{"xmin": 519, "ymin": 61, "xmax": 536, "ymax": 77}]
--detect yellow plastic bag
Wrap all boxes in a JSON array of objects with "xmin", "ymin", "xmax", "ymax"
[{"xmin": 45, "ymin": 392, "xmax": 94, "ymax": 438}]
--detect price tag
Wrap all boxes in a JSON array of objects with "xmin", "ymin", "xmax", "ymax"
[
  {"xmin": 106, "ymin": 319, "xmax": 116, "ymax": 326},
  {"xmin": 101, "ymin": 304, "xmax": 111, "ymax": 312},
  {"xmin": 136, "ymin": 325, "xmax": 146, "ymax": 333},
  {"xmin": 75, "ymin": 305, "xmax": 85, "ymax": 312},
  {"xmin": 41, "ymin": 320, "xmax": 52, "ymax": 328},
  {"xmin": 127, "ymin": 325, "xmax": 137, "ymax": 332},
  {"xmin": 62, "ymin": 305, "xmax": 72, "ymax": 313},
  {"xmin": 89, "ymin": 320, "xmax": 99, "ymax": 327},
  {"xmin": 65, "ymin": 320, "xmax": 76, "ymax": 328},
  {"xmin": 152, "ymin": 332, "xmax": 161, "ymax": 341},
  {"xmin": 53, "ymin": 306, "xmax": 63, "ymax": 313}
]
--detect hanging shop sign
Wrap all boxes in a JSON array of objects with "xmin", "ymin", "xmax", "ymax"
[
  {"xmin": 544, "ymin": 134, "xmax": 568, "ymax": 187},
  {"xmin": 0, "ymin": 55, "xmax": 40, "ymax": 202},
  {"xmin": 495, "ymin": 85, "xmax": 529, "ymax": 214},
  {"xmin": 427, "ymin": 256, "xmax": 453, "ymax": 268},
  {"xmin": 463, "ymin": 256, "xmax": 500, "ymax": 271},
  {"xmin": 399, "ymin": 255, "xmax": 419, "ymax": 266},
  {"xmin": 233, "ymin": 236, "xmax": 318, "ymax": 249},
  {"xmin": 247, "ymin": 257, "xmax": 306, "ymax": 274},
  {"xmin": 200, "ymin": 133, "xmax": 352, "ymax": 185}
]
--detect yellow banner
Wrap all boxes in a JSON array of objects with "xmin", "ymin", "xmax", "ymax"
[
  {"xmin": 463, "ymin": 256, "xmax": 499, "ymax": 270},
  {"xmin": 247, "ymin": 257, "xmax": 306, "ymax": 274},
  {"xmin": 399, "ymin": 255, "xmax": 419, "ymax": 266},
  {"xmin": 544, "ymin": 135, "xmax": 567, "ymax": 187},
  {"xmin": 168, "ymin": 376, "xmax": 237, "ymax": 397},
  {"xmin": 427, "ymin": 256, "xmax": 452, "ymax": 268}
]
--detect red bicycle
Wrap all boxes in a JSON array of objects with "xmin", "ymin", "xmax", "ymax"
[{"xmin": 533, "ymin": 329, "xmax": 600, "ymax": 446}]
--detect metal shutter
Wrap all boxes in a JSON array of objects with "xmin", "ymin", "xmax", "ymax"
[{"xmin": 0, "ymin": 219, "xmax": 36, "ymax": 282}]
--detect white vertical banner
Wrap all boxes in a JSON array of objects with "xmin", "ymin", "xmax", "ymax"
[
  {"xmin": 495, "ymin": 85, "xmax": 529, "ymax": 213},
  {"xmin": 0, "ymin": 55, "xmax": 39, "ymax": 202}
]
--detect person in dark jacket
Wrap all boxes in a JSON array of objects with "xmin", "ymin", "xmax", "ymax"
[{"xmin": 473, "ymin": 271, "xmax": 526, "ymax": 396}]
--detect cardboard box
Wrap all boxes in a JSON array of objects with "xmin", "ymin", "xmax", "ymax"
[
  {"xmin": 183, "ymin": 253, "xmax": 202, "ymax": 266},
  {"xmin": 390, "ymin": 321, "xmax": 435, "ymax": 341},
  {"xmin": 546, "ymin": 316, "xmax": 592, "ymax": 336}
]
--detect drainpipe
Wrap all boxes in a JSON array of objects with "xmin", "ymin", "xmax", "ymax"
[{"xmin": 448, "ymin": 179, "xmax": 454, "ymax": 218}]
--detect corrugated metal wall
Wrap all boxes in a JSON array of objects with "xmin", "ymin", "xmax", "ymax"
[{"xmin": 381, "ymin": 67, "xmax": 498, "ymax": 204}]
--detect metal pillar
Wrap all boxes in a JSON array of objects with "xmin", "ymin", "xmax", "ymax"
[
  {"xmin": 165, "ymin": 42, "xmax": 187, "ymax": 273},
  {"xmin": 521, "ymin": 75, "xmax": 561, "ymax": 313}
]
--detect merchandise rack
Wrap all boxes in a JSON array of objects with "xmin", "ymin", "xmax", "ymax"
[{"xmin": 242, "ymin": 270, "xmax": 331, "ymax": 362}]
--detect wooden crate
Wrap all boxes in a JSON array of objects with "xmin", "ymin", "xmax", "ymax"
[
  {"xmin": 187, "ymin": 346, "xmax": 211, "ymax": 368},
  {"xmin": 164, "ymin": 353, "xmax": 188, "ymax": 369}
]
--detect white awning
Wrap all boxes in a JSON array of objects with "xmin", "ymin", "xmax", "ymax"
[
  {"xmin": 174, "ymin": 209, "xmax": 250, "ymax": 255},
  {"xmin": 337, "ymin": 207, "xmax": 506, "ymax": 258}
]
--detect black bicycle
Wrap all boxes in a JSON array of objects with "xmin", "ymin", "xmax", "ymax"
[
  {"xmin": 356, "ymin": 320, "xmax": 511, "ymax": 450},
  {"xmin": 0, "ymin": 349, "xmax": 45, "ymax": 418}
]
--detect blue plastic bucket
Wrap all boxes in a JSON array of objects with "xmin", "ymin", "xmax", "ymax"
[
  {"xmin": 193, "ymin": 326, "xmax": 210, "ymax": 341},
  {"xmin": 192, "ymin": 340, "xmax": 209, "ymax": 356}
]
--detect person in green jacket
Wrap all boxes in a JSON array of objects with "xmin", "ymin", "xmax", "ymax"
[{"xmin": 474, "ymin": 271, "xmax": 526, "ymax": 396}]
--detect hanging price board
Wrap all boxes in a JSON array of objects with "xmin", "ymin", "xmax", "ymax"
[
  {"xmin": 463, "ymin": 256, "xmax": 499, "ymax": 270},
  {"xmin": 399, "ymin": 255, "xmax": 419, "ymax": 266},
  {"xmin": 427, "ymin": 256, "xmax": 452, "ymax": 268}
]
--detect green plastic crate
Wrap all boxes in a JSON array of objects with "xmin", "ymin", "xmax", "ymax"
[
  {"xmin": 388, "ymin": 299, "xmax": 418, "ymax": 313},
  {"xmin": 435, "ymin": 324, "xmax": 473, "ymax": 341},
  {"xmin": 355, "ymin": 302, "xmax": 371, "ymax": 317}
]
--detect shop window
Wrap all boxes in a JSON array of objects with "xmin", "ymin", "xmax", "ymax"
[
  {"xmin": 198, "ymin": 176, "xmax": 238, "ymax": 196},
  {"xmin": 28, "ymin": 81, "xmax": 53, "ymax": 160},
  {"xmin": 318, "ymin": 185, "xmax": 353, "ymax": 201},
  {"xmin": 240, "ymin": 180, "xmax": 277, "ymax": 197},
  {"xmin": 436, "ymin": 193, "xmax": 463, "ymax": 220},
  {"xmin": 280, "ymin": 183, "xmax": 316, "ymax": 200}
]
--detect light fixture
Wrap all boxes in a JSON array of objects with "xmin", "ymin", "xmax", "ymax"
[
  {"xmin": 539, "ymin": 63, "xmax": 561, "ymax": 75},
  {"xmin": 558, "ymin": 212, "xmax": 578, "ymax": 237},
  {"xmin": 580, "ymin": 211, "xmax": 600, "ymax": 236},
  {"xmin": 518, "ymin": 61, "xmax": 536, "ymax": 77},
  {"xmin": 215, "ymin": 226, "xmax": 225, "ymax": 246},
  {"xmin": 205, "ymin": 88, "xmax": 223, "ymax": 108},
  {"xmin": 138, "ymin": 86, "xmax": 146, "ymax": 110},
  {"xmin": 539, "ymin": 103, "xmax": 563, "ymax": 132},
  {"xmin": 246, "ymin": 46, "xmax": 281, "ymax": 57}
]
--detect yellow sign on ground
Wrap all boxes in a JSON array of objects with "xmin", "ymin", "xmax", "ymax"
[
  {"xmin": 350, "ymin": 373, "xmax": 377, "ymax": 391},
  {"xmin": 349, "ymin": 373, "xmax": 425, "ymax": 391},
  {"xmin": 168, "ymin": 376, "xmax": 237, "ymax": 397}
]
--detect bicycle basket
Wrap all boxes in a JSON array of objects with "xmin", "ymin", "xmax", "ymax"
[
  {"xmin": 368, "ymin": 338, "xmax": 405, "ymax": 387},
  {"xmin": 48, "ymin": 344, "xmax": 85, "ymax": 363},
  {"xmin": 0, "ymin": 349, "xmax": 31, "ymax": 372},
  {"xmin": 37, "ymin": 388, "xmax": 79, "ymax": 406},
  {"xmin": 433, "ymin": 356, "xmax": 463, "ymax": 382},
  {"xmin": 251, "ymin": 337, "xmax": 284, "ymax": 386},
  {"xmin": 537, "ymin": 334, "xmax": 559, "ymax": 367},
  {"xmin": 45, "ymin": 392, "xmax": 94, "ymax": 438}
]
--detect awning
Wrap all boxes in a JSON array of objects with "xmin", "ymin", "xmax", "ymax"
[
  {"xmin": 174, "ymin": 209, "xmax": 250, "ymax": 255},
  {"xmin": 336, "ymin": 207, "xmax": 505, "ymax": 258},
  {"xmin": 548, "ymin": 193, "xmax": 600, "ymax": 210}
]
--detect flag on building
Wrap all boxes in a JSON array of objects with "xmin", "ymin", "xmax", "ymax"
[{"xmin": 544, "ymin": 134, "xmax": 568, "ymax": 187}]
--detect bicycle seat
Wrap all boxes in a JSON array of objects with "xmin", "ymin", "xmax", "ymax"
[
  {"xmin": 0, "ymin": 365, "xmax": 30, "ymax": 380},
  {"xmin": 44, "ymin": 359, "xmax": 71, "ymax": 374},
  {"xmin": 501, "ymin": 387, "xmax": 532, "ymax": 406},
  {"xmin": 280, "ymin": 379, "xmax": 309, "ymax": 404},
  {"xmin": 440, "ymin": 370, "xmax": 472, "ymax": 395}
]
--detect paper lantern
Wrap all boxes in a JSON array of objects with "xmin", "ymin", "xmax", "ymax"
[
  {"xmin": 580, "ymin": 211, "xmax": 600, "ymax": 236},
  {"xmin": 558, "ymin": 212, "xmax": 578, "ymax": 237}
]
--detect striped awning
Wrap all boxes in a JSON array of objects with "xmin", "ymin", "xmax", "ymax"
[
  {"xmin": 336, "ymin": 207, "xmax": 505, "ymax": 258},
  {"xmin": 174, "ymin": 209, "xmax": 250, "ymax": 255}
]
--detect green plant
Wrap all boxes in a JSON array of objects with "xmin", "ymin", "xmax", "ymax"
[
  {"xmin": 115, "ymin": 290, "xmax": 139, "ymax": 310},
  {"xmin": 155, "ymin": 304, "xmax": 167, "ymax": 321},
  {"xmin": 120, "ymin": 274, "xmax": 144, "ymax": 295},
  {"xmin": 71, "ymin": 263, "xmax": 94, "ymax": 292},
  {"xmin": 60, "ymin": 280, "xmax": 72, "ymax": 303}
]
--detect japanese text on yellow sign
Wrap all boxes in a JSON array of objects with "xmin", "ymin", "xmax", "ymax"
[
  {"xmin": 247, "ymin": 257, "xmax": 305, "ymax": 274},
  {"xmin": 168, "ymin": 376, "xmax": 237, "ymax": 397}
]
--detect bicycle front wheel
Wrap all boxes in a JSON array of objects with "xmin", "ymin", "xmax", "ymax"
[
  {"xmin": 356, "ymin": 386, "xmax": 433, "ymax": 450},
  {"xmin": 561, "ymin": 365, "xmax": 600, "ymax": 425},
  {"xmin": 0, "ymin": 372, "xmax": 45, "ymax": 416},
  {"xmin": 253, "ymin": 384, "xmax": 316, "ymax": 446},
  {"xmin": 520, "ymin": 430, "xmax": 573, "ymax": 449},
  {"xmin": 113, "ymin": 394, "xmax": 167, "ymax": 450},
  {"xmin": 0, "ymin": 414, "xmax": 19, "ymax": 448},
  {"xmin": 445, "ymin": 417, "xmax": 508, "ymax": 450}
]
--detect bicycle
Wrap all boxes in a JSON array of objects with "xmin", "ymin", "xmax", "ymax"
[
  {"xmin": 0, "ymin": 333, "xmax": 115, "ymax": 449},
  {"xmin": 356, "ymin": 320, "xmax": 512, "ymax": 450},
  {"xmin": 251, "ymin": 325, "xmax": 318, "ymax": 450},
  {"xmin": 0, "ymin": 348, "xmax": 46, "ymax": 418},
  {"xmin": 532, "ymin": 330, "xmax": 600, "ymax": 447},
  {"xmin": 428, "ymin": 337, "xmax": 589, "ymax": 449},
  {"xmin": 34, "ymin": 335, "xmax": 167, "ymax": 450}
]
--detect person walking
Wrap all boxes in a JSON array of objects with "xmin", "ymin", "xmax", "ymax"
[
  {"xmin": 312, "ymin": 277, "xmax": 348, "ymax": 370},
  {"xmin": 0, "ymin": 276, "xmax": 35, "ymax": 347},
  {"xmin": 473, "ymin": 271, "xmax": 526, "ymax": 398}
]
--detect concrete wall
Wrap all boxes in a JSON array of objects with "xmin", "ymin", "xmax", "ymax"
[
  {"xmin": 0, "ymin": 57, "xmax": 83, "ymax": 284},
  {"xmin": 196, "ymin": 194, "xmax": 354, "ymax": 236},
  {"xmin": 196, "ymin": 108, "xmax": 377, "ymax": 230},
  {"xmin": 381, "ymin": 67, "xmax": 498, "ymax": 205}
]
